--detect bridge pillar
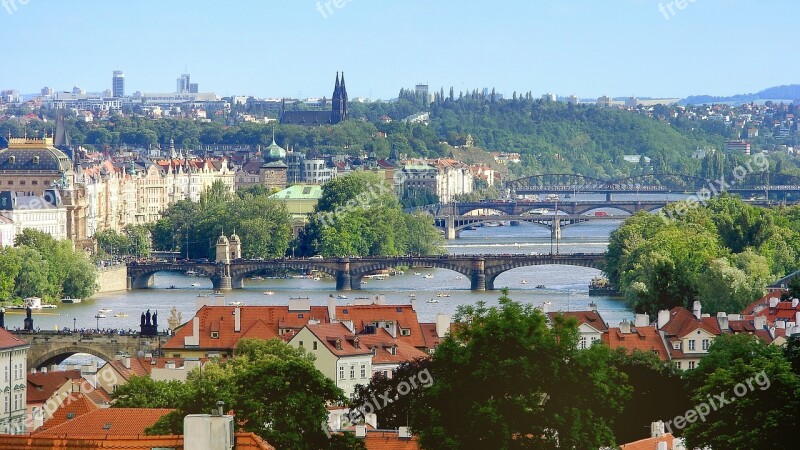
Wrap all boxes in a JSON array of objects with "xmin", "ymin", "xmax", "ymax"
[
  {"xmin": 445, "ymin": 216, "xmax": 458, "ymax": 240},
  {"xmin": 551, "ymin": 218, "xmax": 562, "ymax": 240},
  {"xmin": 470, "ymin": 257, "xmax": 486, "ymax": 291},
  {"xmin": 606, "ymin": 192, "xmax": 613, "ymax": 202},
  {"xmin": 130, "ymin": 274, "xmax": 154, "ymax": 289},
  {"xmin": 231, "ymin": 276, "xmax": 244, "ymax": 289},
  {"xmin": 336, "ymin": 258, "xmax": 352, "ymax": 291},
  {"xmin": 213, "ymin": 262, "xmax": 232, "ymax": 290}
]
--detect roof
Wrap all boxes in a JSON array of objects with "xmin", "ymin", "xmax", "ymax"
[
  {"xmin": 603, "ymin": 326, "xmax": 670, "ymax": 361},
  {"xmin": 269, "ymin": 184, "xmax": 323, "ymax": 200},
  {"xmin": 34, "ymin": 408, "xmax": 174, "ymax": 437},
  {"xmin": 546, "ymin": 310, "xmax": 609, "ymax": 332},
  {"xmin": 619, "ymin": 433, "xmax": 675, "ymax": 450},
  {"xmin": 357, "ymin": 328, "xmax": 429, "ymax": 365},
  {"xmin": 37, "ymin": 393, "xmax": 98, "ymax": 432},
  {"xmin": 0, "ymin": 432, "xmax": 273, "ymax": 450},
  {"xmin": 102, "ymin": 357, "xmax": 209, "ymax": 382},
  {"xmin": 767, "ymin": 269, "xmax": 800, "ymax": 290},
  {"xmin": 364, "ymin": 430, "xmax": 420, "ymax": 450},
  {"xmin": 304, "ymin": 323, "xmax": 373, "ymax": 357},
  {"xmin": 659, "ymin": 307, "xmax": 720, "ymax": 338},
  {"xmin": 336, "ymin": 304, "xmax": 426, "ymax": 348},
  {"xmin": 27, "ymin": 370, "xmax": 82, "ymax": 404},
  {"xmin": 0, "ymin": 138, "xmax": 73, "ymax": 172},
  {"xmin": 164, "ymin": 305, "xmax": 330, "ymax": 352},
  {"xmin": 0, "ymin": 328, "xmax": 28, "ymax": 350}
]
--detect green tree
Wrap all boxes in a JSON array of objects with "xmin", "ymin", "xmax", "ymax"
[
  {"xmin": 684, "ymin": 335, "xmax": 800, "ymax": 450},
  {"xmin": 411, "ymin": 290, "xmax": 630, "ymax": 449},
  {"xmin": 112, "ymin": 376, "xmax": 190, "ymax": 408}
]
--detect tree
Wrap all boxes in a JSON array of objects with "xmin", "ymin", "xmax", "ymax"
[
  {"xmin": 684, "ymin": 335, "xmax": 800, "ymax": 450},
  {"xmin": 351, "ymin": 358, "xmax": 432, "ymax": 429},
  {"xmin": 411, "ymin": 290, "xmax": 630, "ymax": 449},
  {"xmin": 112, "ymin": 376, "xmax": 190, "ymax": 408}
]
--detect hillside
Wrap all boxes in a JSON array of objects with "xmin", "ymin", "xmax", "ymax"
[{"xmin": 681, "ymin": 84, "xmax": 800, "ymax": 105}]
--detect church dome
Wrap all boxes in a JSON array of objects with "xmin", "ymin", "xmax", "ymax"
[
  {"xmin": 264, "ymin": 139, "xmax": 286, "ymax": 162},
  {"xmin": 0, "ymin": 138, "xmax": 72, "ymax": 172}
]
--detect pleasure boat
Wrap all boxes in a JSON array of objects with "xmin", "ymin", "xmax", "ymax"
[
  {"xmin": 114, "ymin": 312, "xmax": 128, "ymax": 318},
  {"xmin": 98, "ymin": 308, "xmax": 113, "ymax": 314},
  {"xmin": 229, "ymin": 301, "xmax": 244, "ymax": 307},
  {"xmin": 61, "ymin": 297, "xmax": 82, "ymax": 304},
  {"xmin": 263, "ymin": 291, "xmax": 275, "ymax": 296},
  {"xmin": 423, "ymin": 274, "xmax": 434, "ymax": 279},
  {"xmin": 337, "ymin": 294, "xmax": 348, "ymax": 299},
  {"xmin": 436, "ymin": 293, "xmax": 451, "ymax": 298},
  {"xmin": 95, "ymin": 313, "xmax": 106, "ymax": 319},
  {"xmin": 190, "ymin": 283, "xmax": 200, "ymax": 287},
  {"xmin": 413, "ymin": 272, "xmax": 421, "ymax": 276},
  {"xmin": 426, "ymin": 298, "xmax": 439, "ymax": 304},
  {"xmin": 521, "ymin": 279, "xmax": 528, "ymax": 285},
  {"xmin": 455, "ymin": 275, "xmax": 463, "ymax": 280}
]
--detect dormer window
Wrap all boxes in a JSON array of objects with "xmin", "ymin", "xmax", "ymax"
[
  {"xmin": 400, "ymin": 328, "xmax": 411, "ymax": 336},
  {"xmin": 210, "ymin": 331, "xmax": 219, "ymax": 339},
  {"xmin": 7, "ymin": 156, "xmax": 14, "ymax": 164},
  {"xmin": 33, "ymin": 156, "xmax": 40, "ymax": 164},
  {"xmin": 672, "ymin": 341, "xmax": 681, "ymax": 350}
]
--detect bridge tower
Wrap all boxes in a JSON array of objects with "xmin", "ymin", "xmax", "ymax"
[{"xmin": 214, "ymin": 234, "xmax": 232, "ymax": 290}]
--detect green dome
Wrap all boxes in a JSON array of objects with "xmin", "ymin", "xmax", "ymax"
[{"xmin": 264, "ymin": 135, "xmax": 286, "ymax": 162}]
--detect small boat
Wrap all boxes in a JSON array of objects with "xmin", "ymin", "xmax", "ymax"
[
  {"xmin": 114, "ymin": 312, "xmax": 128, "ymax": 318},
  {"xmin": 426, "ymin": 298, "xmax": 439, "ymax": 304},
  {"xmin": 212, "ymin": 291, "xmax": 225, "ymax": 297},
  {"xmin": 423, "ymin": 274, "xmax": 433, "ymax": 279},
  {"xmin": 414, "ymin": 272, "xmax": 421, "ymax": 276},
  {"xmin": 455, "ymin": 276, "xmax": 463, "ymax": 280},
  {"xmin": 197, "ymin": 293, "xmax": 209, "ymax": 298},
  {"xmin": 167, "ymin": 285, "xmax": 177, "ymax": 289},
  {"xmin": 521, "ymin": 280, "xmax": 528, "ymax": 285},
  {"xmin": 61, "ymin": 297, "xmax": 82, "ymax": 304},
  {"xmin": 252, "ymin": 276, "xmax": 264, "ymax": 281},
  {"xmin": 95, "ymin": 313, "xmax": 106, "ymax": 319},
  {"xmin": 263, "ymin": 291, "xmax": 275, "ymax": 296},
  {"xmin": 186, "ymin": 270, "xmax": 198, "ymax": 276},
  {"xmin": 535, "ymin": 285, "xmax": 546, "ymax": 289},
  {"xmin": 436, "ymin": 293, "xmax": 450, "ymax": 298},
  {"xmin": 99, "ymin": 308, "xmax": 113, "ymax": 313},
  {"xmin": 190, "ymin": 283, "xmax": 200, "ymax": 287},
  {"xmin": 409, "ymin": 293, "xmax": 416, "ymax": 298},
  {"xmin": 337, "ymin": 295, "xmax": 348, "ymax": 299},
  {"xmin": 229, "ymin": 301, "xmax": 244, "ymax": 306}
]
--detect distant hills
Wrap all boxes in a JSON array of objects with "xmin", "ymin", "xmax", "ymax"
[{"xmin": 680, "ymin": 84, "xmax": 800, "ymax": 105}]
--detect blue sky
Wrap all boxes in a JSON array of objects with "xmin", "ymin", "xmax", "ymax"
[{"xmin": 2, "ymin": 0, "xmax": 797, "ymax": 100}]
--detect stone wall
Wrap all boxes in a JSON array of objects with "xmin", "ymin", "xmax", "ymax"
[{"xmin": 96, "ymin": 265, "xmax": 128, "ymax": 293}]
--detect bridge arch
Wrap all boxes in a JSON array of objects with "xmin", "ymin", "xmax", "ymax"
[
  {"xmin": 483, "ymin": 259, "xmax": 604, "ymax": 290},
  {"xmin": 349, "ymin": 260, "xmax": 473, "ymax": 290},
  {"xmin": 128, "ymin": 263, "xmax": 216, "ymax": 289},
  {"xmin": 229, "ymin": 261, "xmax": 338, "ymax": 288},
  {"xmin": 30, "ymin": 346, "xmax": 118, "ymax": 370}
]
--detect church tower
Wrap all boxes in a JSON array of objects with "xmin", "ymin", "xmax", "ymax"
[{"xmin": 331, "ymin": 72, "xmax": 348, "ymax": 124}]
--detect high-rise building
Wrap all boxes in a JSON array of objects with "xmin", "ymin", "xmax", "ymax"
[
  {"xmin": 177, "ymin": 74, "xmax": 191, "ymax": 93},
  {"xmin": 112, "ymin": 70, "xmax": 125, "ymax": 98},
  {"xmin": 189, "ymin": 83, "xmax": 199, "ymax": 94}
]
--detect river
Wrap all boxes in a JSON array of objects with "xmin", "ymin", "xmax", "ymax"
[{"xmin": 5, "ymin": 220, "xmax": 632, "ymax": 365}]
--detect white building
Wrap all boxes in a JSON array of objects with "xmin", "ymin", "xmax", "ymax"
[
  {"xmin": 0, "ymin": 193, "xmax": 67, "ymax": 241},
  {"xmin": 302, "ymin": 159, "xmax": 336, "ymax": 185},
  {"xmin": 0, "ymin": 216, "xmax": 14, "ymax": 247},
  {"xmin": 0, "ymin": 327, "xmax": 29, "ymax": 434}
]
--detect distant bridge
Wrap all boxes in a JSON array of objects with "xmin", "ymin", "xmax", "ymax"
[
  {"xmin": 12, "ymin": 331, "xmax": 168, "ymax": 370},
  {"xmin": 127, "ymin": 254, "xmax": 605, "ymax": 292}
]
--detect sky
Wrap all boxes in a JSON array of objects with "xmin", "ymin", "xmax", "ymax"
[{"xmin": 2, "ymin": 0, "xmax": 798, "ymax": 100}]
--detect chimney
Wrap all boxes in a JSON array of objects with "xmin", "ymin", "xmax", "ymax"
[
  {"xmin": 234, "ymin": 307, "xmax": 241, "ymax": 332},
  {"xmin": 769, "ymin": 297, "xmax": 780, "ymax": 308},
  {"xmin": 657, "ymin": 441, "xmax": 668, "ymax": 450},
  {"xmin": 355, "ymin": 425, "xmax": 367, "ymax": 438},
  {"xmin": 692, "ymin": 301, "xmax": 702, "ymax": 320},
  {"xmin": 184, "ymin": 317, "xmax": 200, "ymax": 346},
  {"xmin": 650, "ymin": 420, "xmax": 665, "ymax": 438},
  {"xmin": 728, "ymin": 313, "xmax": 741, "ymax": 321},
  {"xmin": 634, "ymin": 314, "xmax": 649, "ymax": 327},
  {"xmin": 327, "ymin": 296, "xmax": 336, "ymax": 321},
  {"xmin": 776, "ymin": 320, "xmax": 786, "ymax": 329},
  {"xmin": 657, "ymin": 310, "xmax": 670, "ymax": 329},
  {"xmin": 410, "ymin": 298, "xmax": 417, "ymax": 311},
  {"xmin": 716, "ymin": 312, "xmax": 728, "ymax": 332},
  {"xmin": 793, "ymin": 298, "xmax": 799, "ymax": 309},
  {"xmin": 796, "ymin": 311, "xmax": 800, "ymax": 326},
  {"xmin": 619, "ymin": 320, "xmax": 631, "ymax": 334},
  {"xmin": 387, "ymin": 320, "xmax": 397, "ymax": 338},
  {"xmin": 435, "ymin": 314, "xmax": 450, "ymax": 338},
  {"xmin": 754, "ymin": 315, "xmax": 767, "ymax": 330},
  {"xmin": 122, "ymin": 357, "xmax": 131, "ymax": 369}
]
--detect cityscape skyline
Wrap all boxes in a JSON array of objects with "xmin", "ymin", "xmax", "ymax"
[{"xmin": 3, "ymin": 0, "xmax": 799, "ymax": 100}]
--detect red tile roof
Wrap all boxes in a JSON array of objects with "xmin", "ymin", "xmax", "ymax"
[
  {"xmin": 37, "ymin": 393, "xmax": 98, "ymax": 432},
  {"xmin": 0, "ymin": 432, "xmax": 275, "ymax": 449},
  {"xmin": 305, "ymin": 323, "xmax": 373, "ymax": 357},
  {"xmin": 659, "ymin": 307, "xmax": 720, "ymax": 338},
  {"xmin": 336, "ymin": 305, "xmax": 425, "ymax": 348},
  {"xmin": 364, "ymin": 430, "xmax": 420, "ymax": 450},
  {"xmin": 0, "ymin": 328, "xmax": 28, "ymax": 350},
  {"xmin": 547, "ymin": 310, "xmax": 608, "ymax": 332},
  {"xmin": 34, "ymin": 408, "xmax": 174, "ymax": 437},
  {"xmin": 603, "ymin": 326, "xmax": 670, "ymax": 361},
  {"xmin": 27, "ymin": 370, "xmax": 82, "ymax": 405},
  {"xmin": 357, "ymin": 329, "xmax": 429, "ymax": 365},
  {"xmin": 619, "ymin": 433, "xmax": 675, "ymax": 450},
  {"xmin": 164, "ymin": 305, "xmax": 330, "ymax": 352}
]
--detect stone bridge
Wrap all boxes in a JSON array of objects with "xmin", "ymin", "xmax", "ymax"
[
  {"xmin": 13, "ymin": 331, "xmax": 169, "ymax": 369},
  {"xmin": 128, "ymin": 254, "xmax": 605, "ymax": 292}
]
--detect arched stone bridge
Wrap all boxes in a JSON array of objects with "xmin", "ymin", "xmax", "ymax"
[
  {"xmin": 128, "ymin": 254, "xmax": 605, "ymax": 292},
  {"xmin": 12, "ymin": 331, "xmax": 168, "ymax": 369}
]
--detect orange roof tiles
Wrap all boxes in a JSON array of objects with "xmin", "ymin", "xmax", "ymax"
[
  {"xmin": 0, "ymin": 434, "xmax": 184, "ymax": 449},
  {"xmin": 336, "ymin": 305, "xmax": 425, "ymax": 348},
  {"xmin": 0, "ymin": 328, "xmax": 28, "ymax": 350},
  {"xmin": 603, "ymin": 327, "xmax": 670, "ymax": 361},
  {"xmin": 547, "ymin": 310, "xmax": 609, "ymax": 332},
  {"xmin": 659, "ymin": 307, "xmax": 720, "ymax": 338},
  {"xmin": 619, "ymin": 433, "xmax": 675, "ymax": 450},
  {"xmin": 37, "ymin": 393, "xmax": 98, "ymax": 432},
  {"xmin": 357, "ymin": 329, "xmax": 429, "ymax": 365},
  {"xmin": 364, "ymin": 431, "xmax": 420, "ymax": 450},
  {"xmin": 306, "ymin": 323, "xmax": 373, "ymax": 357},
  {"xmin": 27, "ymin": 370, "xmax": 82, "ymax": 405},
  {"xmin": 34, "ymin": 408, "xmax": 174, "ymax": 437}
]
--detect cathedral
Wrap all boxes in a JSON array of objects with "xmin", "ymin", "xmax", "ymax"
[{"xmin": 280, "ymin": 72, "xmax": 348, "ymax": 125}]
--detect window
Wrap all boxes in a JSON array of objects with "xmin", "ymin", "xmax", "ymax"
[
  {"xmin": 360, "ymin": 365, "xmax": 366, "ymax": 378},
  {"xmin": 400, "ymin": 328, "xmax": 411, "ymax": 336},
  {"xmin": 350, "ymin": 366, "xmax": 355, "ymax": 379},
  {"xmin": 702, "ymin": 339, "xmax": 710, "ymax": 350},
  {"xmin": 688, "ymin": 340, "xmax": 696, "ymax": 351},
  {"xmin": 298, "ymin": 341, "xmax": 304, "ymax": 348},
  {"xmin": 688, "ymin": 361, "xmax": 696, "ymax": 370},
  {"xmin": 579, "ymin": 336, "xmax": 587, "ymax": 349},
  {"xmin": 672, "ymin": 341, "xmax": 680, "ymax": 350},
  {"xmin": 313, "ymin": 341, "xmax": 317, "ymax": 350},
  {"xmin": 339, "ymin": 366, "xmax": 345, "ymax": 380},
  {"xmin": 674, "ymin": 362, "xmax": 682, "ymax": 370}
]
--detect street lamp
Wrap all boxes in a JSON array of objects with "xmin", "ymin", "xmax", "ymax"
[
  {"xmin": 73, "ymin": 317, "xmax": 76, "ymax": 333},
  {"xmin": 95, "ymin": 313, "xmax": 103, "ymax": 331}
]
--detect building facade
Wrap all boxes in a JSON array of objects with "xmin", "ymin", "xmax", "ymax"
[{"xmin": 0, "ymin": 328, "xmax": 29, "ymax": 434}]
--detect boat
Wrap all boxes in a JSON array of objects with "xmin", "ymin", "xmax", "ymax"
[
  {"xmin": 186, "ymin": 270, "xmax": 198, "ymax": 276},
  {"xmin": 423, "ymin": 274, "xmax": 434, "ymax": 279},
  {"xmin": 252, "ymin": 276, "xmax": 264, "ymax": 281},
  {"xmin": 313, "ymin": 276, "xmax": 321, "ymax": 281},
  {"xmin": 535, "ymin": 285, "xmax": 546, "ymax": 289},
  {"xmin": 588, "ymin": 277, "xmax": 621, "ymax": 297},
  {"xmin": 61, "ymin": 297, "xmax": 82, "ymax": 304},
  {"xmin": 426, "ymin": 298, "xmax": 439, "ymax": 304},
  {"xmin": 530, "ymin": 208, "xmax": 549, "ymax": 215},
  {"xmin": 95, "ymin": 313, "xmax": 106, "ymax": 319},
  {"xmin": 337, "ymin": 294, "xmax": 348, "ymax": 299},
  {"xmin": 212, "ymin": 291, "xmax": 225, "ymax": 297},
  {"xmin": 7, "ymin": 297, "xmax": 54, "ymax": 310},
  {"xmin": 167, "ymin": 285, "xmax": 178, "ymax": 289},
  {"xmin": 373, "ymin": 275, "xmax": 386, "ymax": 281},
  {"xmin": 114, "ymin": 312, "xmax": 128, "ymax": 318},
  {"xmin": 484, "ymin": 221, "xmax": 500, "ymax": 227},
  {"xmin": 263, "ymin": 291, "xmax": 275, "ymax": 296},
  {"xmin": 408, "ymin": 293, "xmax": 416, "ymax": 298},
  {"xmin": 455, "ymin": 275, "xmax": 463, "ymax": 280},
  {"xmin": 99, "ymin": 308, "xmax": 113, "ymax": 313},
  {"xmin": 521, "ymin": 279, "xmax": 528, "ymax": 285},
  {"xmin": 436, "ymin": 293, "xmax": 450, "ymax": 298},
  {"xmin": 413, "ymin": 272, "xmax": 421, "ymax": 276},
  {"xmin": 229, "ymin": 301, "xmax": 244, "ymax": 306},
  {"xmin": 190, "ymin": 283, "xmax": 200, "ymax": 287}
]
